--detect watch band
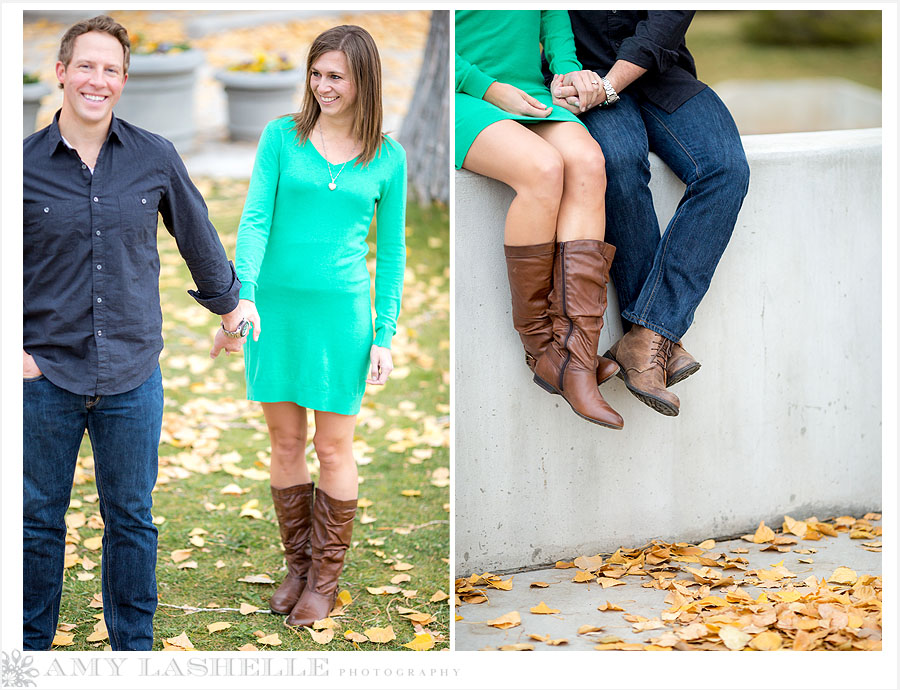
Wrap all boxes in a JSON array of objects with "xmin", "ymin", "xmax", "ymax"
[
  {"xmin": 599, "ymin": 76, "xmax": 619, "ymax": 107},
  {"xmin": 221, "ymin": 318, "xmax": 249, "ymax": 339}
]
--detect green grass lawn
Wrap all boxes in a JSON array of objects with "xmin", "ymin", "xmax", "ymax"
[
  {"xmin": 55, "ymin": 182, "xmax": 450, "ymax": 651},
  {"xmin": 688, "ymin": 10, "xmax": 882, "ymax": 90}
]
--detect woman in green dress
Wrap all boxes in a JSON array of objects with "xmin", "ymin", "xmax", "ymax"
[
  {"xmin": 456, "ymin": 9, "xmax": 623, "ymax": 429},
  {"xmin": 229, "ymin": 25, "xmax": 407, "ymax": 627}
]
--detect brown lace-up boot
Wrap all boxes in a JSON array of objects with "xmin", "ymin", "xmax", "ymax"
[
  {"xmin": 666, "ymin": 341, "xmax": 701, "ymax": 387},
  {"xmin": 505, "ymin": 242, "xmax": 619, "ymax": 384},
  {"xmin": 532, "ymin": 240, "xmax": 624, "ymax": 429},
  {"xmin": 605, "ymin": 325, "xmax": 680, "ymax": 416},
  {"xmin": 285, "ymin": 489, "xmax": 357, "ymax": 627},
  {"xmin": 268, "ymin": 482, "xmax": 314, "ymax": 614}
]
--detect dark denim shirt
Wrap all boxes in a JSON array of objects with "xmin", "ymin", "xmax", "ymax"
[
  {"xmin": 23, "ymin": 111, "xmax": 240, "ymax": 396},
  {"xmin": 543, "ymin": 10, "xmax": 707, "ymax": 113}
]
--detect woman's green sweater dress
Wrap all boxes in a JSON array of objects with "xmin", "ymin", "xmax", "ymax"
[
  {"xmin": 236, "ymin": 116, "xmax": 407, "ymax": 415},
  {"xmin": 455, "ymin": 9, "xmax": 586, "ymax": 169}
]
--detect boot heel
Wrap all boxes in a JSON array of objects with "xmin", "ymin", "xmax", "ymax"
[{"xmin": 532, "ymin": 374, "xmax": 559, "ymax": 395}]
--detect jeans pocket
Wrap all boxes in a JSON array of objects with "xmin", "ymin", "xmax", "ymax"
[{"xmin": 23, "ymin": 374, "xmax": 45, "ymax": 382}]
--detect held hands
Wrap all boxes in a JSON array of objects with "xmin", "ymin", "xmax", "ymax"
[
  {"xmin": 553, "ymin": 70, "xmax": 606, "ymax": 113},
  {"xmin": 366, "ymin": 345, "xmax": 393, "ymax": 386},
  {"xmin": 23, "ymin": 349, "xmax": 42, "ymax": 378},
  {"xmin": 210, "ymin": 300, "xmax": 259, "ymax": 359},
  {"xmin": 483, "ymin": 81, "xmax": 552, "ymax": 118}
]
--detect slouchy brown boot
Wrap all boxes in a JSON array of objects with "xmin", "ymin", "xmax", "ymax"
[
  {"xmin": 505, "ymin": 242, "xmax": 619, "ymax": 382},
  {"xmin": 268, "ymin": 482, "xmax": 314, "ymax": 614},
  {"xmin": 285, "ymin": 489, "xmax": 357, "ymax": 627},
  {"xmin": 532, "ymin": 240, "xmax": 624, "ymax": 429}
]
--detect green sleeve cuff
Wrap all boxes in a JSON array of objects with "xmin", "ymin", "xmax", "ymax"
[
  {"xmin": 374, "ymin": 327, "xmax": 394, "ymax": 349},
  {"xmin": 238, "ymin": 282, "xmax": 256, "ymax": 301}
]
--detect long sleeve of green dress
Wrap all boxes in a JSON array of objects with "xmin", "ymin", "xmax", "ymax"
[
  {"xmin": 454, "ymin": 9, "xmax": 586, "ymax": 169},
  {"xmin": 235, "ymin": 116, "xmax": 407, "ymax": 415}
]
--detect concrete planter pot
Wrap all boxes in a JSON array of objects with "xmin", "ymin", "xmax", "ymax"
[
  {"xmin": 114, "ymin": 50, "xmax": 204, "ymax": 152},
  {"xmin": 215, "ymin": 69, "xmax": 302, "ymax": 141},
  {"xmin": 23, "ymin": 81, "xmax": 51, "ymax": 137}
]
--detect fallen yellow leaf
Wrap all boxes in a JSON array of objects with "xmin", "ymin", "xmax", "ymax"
[
  {"xmin": 717, "ymin": 625, "xmax": 751, "ymax": 651},
  {"xmin": 403, "ymin": 633, "xmax": 435, "ymax": 651},
  {"xmin": 83, "ymin": 536, "xmax": 103, "ymax": 551},
  {"xmin": 828, "ymin": 567, "xmax": 858, "ymax": 585},
  {"xmin": 207, "ymin": 622, "xmax": 231, "ymax": 633},
  {"xmin": 486, "ymin": 611, "xmax": 521, "ymax": 629},
  {"xmin": 239, "ymin": 603, "xmax": 259, "ymax": 615},
  {"xmin": 530, "ymin": 601, "xmax": 560, "ymax": 615},
  {"xmin": 52, "ymin": 631, "xmax": 75, "ymax": 646},
  {"xmin": 171, "ymin": 549, "xmax": 193, "ymax": 563},
  {"xmin": 752, "ymin": 521, "xmax": 775, "ymax": 544},
  {"xmin": 749, "ymin": 631, "xmax": 783, "ymax": 650},
  {"xmin": 258, "ymin": 633, "xmax": 282, "ymax": 646},
  {"xmin": 364, "ymin": 626, "xmax": 396, "ymax": 643}
]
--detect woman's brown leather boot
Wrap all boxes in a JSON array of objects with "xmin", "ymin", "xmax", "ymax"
[
  {"xmin": 505, "ymin": 242, "xmax": 618, "ymax": 382},
  {"xmin": 285, "ymin": 489, "xmax": 357, "ymax": 627},
  {"xmin": 532, "ymin": 239, "xmax": 624, "ymax": 429},
  {"xmin": 268, "ymin": 482, "xmax": 315, "ymax": 614}
]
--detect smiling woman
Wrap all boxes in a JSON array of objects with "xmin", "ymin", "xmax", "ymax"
[{"xmin": 226, "ymin": 24, "xmax": 407, "ymax": 630}]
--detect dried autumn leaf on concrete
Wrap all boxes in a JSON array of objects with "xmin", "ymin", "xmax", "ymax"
[
  {"xmin": 555, "ymin": 560, "xmax": 575, "ymax": 569},
  {"xmin": 530, "ymin": 581, "xmax": 550, "ymax": 588},
  {"xmin": 530, "ymin": 601, "xmax": 560, "ymax": 615},
  {"xmin": 364, "ymin": 626, "xmax": 396, "ymax": 643},
  {"xmin": 749, "ymin": 631, "xmax": 783, "ymax": 650},
  {"xmin": 574, "ymin": 555, "xmax": 604, "ymax": 572},
  {"xmin": 577, "ymin": 625, "xmax": 604, "ymax": 634},
  {"xmin": 597, "ymin": 577, "xmax": 626, "ymax": 589},
  {"xmin": 828, "ymin": 567, "xmax": 858, "ymax": 585},
  {"xmin": 573, "ymin": 570, "xmax": 596, "ymax": 583},
  {"xmin": 498, "ymin": 643, "xmax": 534, "ymax": 651},
  {"xmin": 752, "ymin": 521, "xmax": 775, "ymax": 544},
  {"xmin": 486, "ymin": 611, "xmax": 521, "ymax": 629},
  {"xmin": 717, "ymin": 625, "xmax": 751, "ymax": 651},
  {"xmin": 597, "ymin": 601, "xmax": 624, "ymax": 611}
]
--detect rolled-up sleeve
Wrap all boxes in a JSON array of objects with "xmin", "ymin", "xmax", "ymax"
[
  {"xmin": 158, "ymin": 141, "xmax": 241, "ymax": 314},
  {"xmin": 616, "ymin": 10, "xmax": 695, "ymax": 73}
]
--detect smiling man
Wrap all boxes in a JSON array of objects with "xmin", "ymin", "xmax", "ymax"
[{"xmin": 22, "ymin": 15, "xmax": 246, "ymax": 650}]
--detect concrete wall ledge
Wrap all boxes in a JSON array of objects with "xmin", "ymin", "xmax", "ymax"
[{"xmin": 455, "ymin": 128, "xmax": 882, "ymax": 573}]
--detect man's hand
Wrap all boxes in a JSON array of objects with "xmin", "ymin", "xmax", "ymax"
[
  {"xmin": 23, "ymin": 349, "xmax": 42, "ymax": 378},
  {"xmin": 366, "ymin": 345, "xmax": 394, "ymax": 385},
  {"xmin": 210, "ymin": 325, "xmax": 245, "ymax": 359},
  {"xmin": 550, "ymin": 74, "xmax": 582, "ymax": 115},
  {"xmin": 483, "ymin": 81, "xmax": 552, "ymax": 118},
  {"xmin": 560, "ymin": 70, "xmax": 605, "ymax": 112}
]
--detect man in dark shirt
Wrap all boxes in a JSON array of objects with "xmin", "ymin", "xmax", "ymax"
[
  {"xmin": 548, "ymin": 10, "xmax": 750, "ymax": 417},
  {"xmin": 22, "ymin": 15, "xmax": 246, "ymax": 650}
]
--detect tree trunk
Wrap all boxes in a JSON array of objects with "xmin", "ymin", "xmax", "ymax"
[{"xmin": 399, "ymin": 10, "xmax": 449, "ymax": 205}]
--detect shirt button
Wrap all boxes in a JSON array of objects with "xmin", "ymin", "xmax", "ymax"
[
  {"xmin": 141, "ymin": 198, "xmax": 147, "ymax": 204},
  {"xmin": 97, "ymin": 297, "xmax": 102, "ymax": 303},
  {"xmin": 97, "ymin": 330, "xmax": 102, "ymax": 336},
  {"xmin": 82, "ymin": 164, "xmax": 87, "ymax": 169},
  {"xmin": 96, "ymin": 231, "xmax": 101, "ymax": 236},
  {"xmin": 96, "ymin": 264, "xmax": 102, "ymax": 270},
  {"xmin": 43, "ymin": 207, "xmax": 49, "ymax": 213},
  {"xmin": 93, "ymin": 196, "xmax": 99, "ymax": 202}
]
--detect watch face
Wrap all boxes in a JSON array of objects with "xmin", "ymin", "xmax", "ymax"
[{"xmin": 240, "ymin": 320, "xmax": 251, "ymax": 337}]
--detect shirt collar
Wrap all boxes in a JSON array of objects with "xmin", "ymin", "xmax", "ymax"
[{"xmin": 47, "ymin": 109, "xmax": 124, "ymax": 156}]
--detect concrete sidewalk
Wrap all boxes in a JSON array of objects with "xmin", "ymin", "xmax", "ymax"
[{"xmin": 455, "ymin": 515, "xmax": 882, "ymax": 651}]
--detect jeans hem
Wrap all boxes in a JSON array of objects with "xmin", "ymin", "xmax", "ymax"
[{"xmin": 620, "ymin": 311, "xmax": 681, "ymax": 342}]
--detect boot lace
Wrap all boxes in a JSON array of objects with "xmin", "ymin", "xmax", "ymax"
[{"xmin": 650, "ymin": 334, "xmax": 673, "ymax": 373}]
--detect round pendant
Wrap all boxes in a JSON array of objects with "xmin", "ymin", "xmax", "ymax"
[{"xmin": 328, "ymin": 182, "xmax": 337, "ymax": 191}]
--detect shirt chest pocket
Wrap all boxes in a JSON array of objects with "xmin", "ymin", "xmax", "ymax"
[
  {"xmin": 118, "ymin": 192, "xmax": 161, "ymax": 246},
  {"xmin": 23, "ymin": 200, "xmax": 84, "ymax": 256}
]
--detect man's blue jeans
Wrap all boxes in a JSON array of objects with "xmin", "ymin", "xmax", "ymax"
[
  {"xmin": 580, "ymin": 86, "xmax": 750, "ymax": 342},
  {"xmin": 23, "ymin": 366, "xmax": 163, "ymax": 651}
]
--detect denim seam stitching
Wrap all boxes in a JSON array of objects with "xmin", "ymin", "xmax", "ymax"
[
  {"xmin": 633, "ymin": 105, "xmax": 703, "ymax": 326},
  {"xmin": 89, "ymin": 423, "xmax": 120, "ymax": 651}
]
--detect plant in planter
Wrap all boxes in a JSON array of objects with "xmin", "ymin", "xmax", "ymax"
[
  {"xmin": 113, "ymin": 33, "xmax": 204, "ymax": 152},
  {"xmin": 215, "ymin": 53, "xmax": 302, "ymax": 141},
  {"xmin": 23, "ymin": 72, "xmax": 51, "ymax": 138}
]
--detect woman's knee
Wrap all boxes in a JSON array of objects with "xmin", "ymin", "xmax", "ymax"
[
  {"xmin": 313, "ymin": 432, "xmax": 352, "ymax": 470},
  {"xmin": 269, "ymin": 428, "xmax": 307, "ymax": 461},
  {"xmin": 563, "ymin": 143, "xmax": 607, "ymax": 190},
  {"xmin": 513, "ymin": 148, "xmax": 564, "ymax": 204}
]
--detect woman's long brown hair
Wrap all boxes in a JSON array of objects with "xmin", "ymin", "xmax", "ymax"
[{"xmin": 292, "ymin": 24, "xmax": 384, "ymax": 166}]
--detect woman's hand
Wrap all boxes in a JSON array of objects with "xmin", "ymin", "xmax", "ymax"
[
  {"xmin": 366, "ymin": 345, "xmax": 394, "ymax": 385},
  {"xmin": 550, "ymin": 74, "xmax": 581, "ymax": 115},
  {"xmin": 560, "ymin": 70, "xmax": 605, "ymax": 112},
  {"xmin": 23, "ymin": 349, "xmax": 42, "ymax": 378},
  {"xmin": 239, "ymin": 299, "xmax": 261, "ymax": 341},
  {"xmin": 483, "ymin": 81, "xmax": 552, "ymax": 118}
]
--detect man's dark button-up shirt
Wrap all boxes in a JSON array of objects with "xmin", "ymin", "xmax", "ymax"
[
  {"xmin": 24, "ymin": 111, "xmax": 241, "ymax": 396},
  {"xmin": 544, "ymin": 10, "xmax": 707, "ymax": 113}
]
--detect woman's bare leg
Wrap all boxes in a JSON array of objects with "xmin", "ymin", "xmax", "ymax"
[
  {"xmin": 312, "ymin": 410, "xmax": 358, "ymax": 501},
  {"xmin": 527, "ymin": 120, "xmax": 607, "ymax": 241},
  {"xmin": 462, "ymin": 119, "xmax": 565, "ymax": 245},
  {"xmin": 261, "ymin": 402, "xmax": 311, "ymax": 488}
]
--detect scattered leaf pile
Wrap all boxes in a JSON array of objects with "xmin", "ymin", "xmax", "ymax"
[{"xmin": 457, "ymin": 513, "xmax": 882, "ymax": 651}]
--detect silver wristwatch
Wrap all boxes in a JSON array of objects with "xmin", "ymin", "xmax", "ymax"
[
  {"xmin": 599, "ymin": 76, "xmax": 620, "ymax": 107},
  {"xmin": 222, "ymin": 318, "xmax": 250, "ymax": 339}
]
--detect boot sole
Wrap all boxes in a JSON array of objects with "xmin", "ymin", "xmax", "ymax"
[
  {"xmin": 533, "ymin": 374, "xmax": 624, "ymax": 429},
  {"xmin": 666, "ymin": 362, "xmax": 701, "ymax": 388},
  {"xmin": 603, "ymin": 350, "xmax": 679, "ymax": 417}
]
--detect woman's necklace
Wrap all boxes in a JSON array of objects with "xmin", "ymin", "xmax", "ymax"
[{"xmin": 317, "ymin": 126, "xmax": 352, "ymax": 191}]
